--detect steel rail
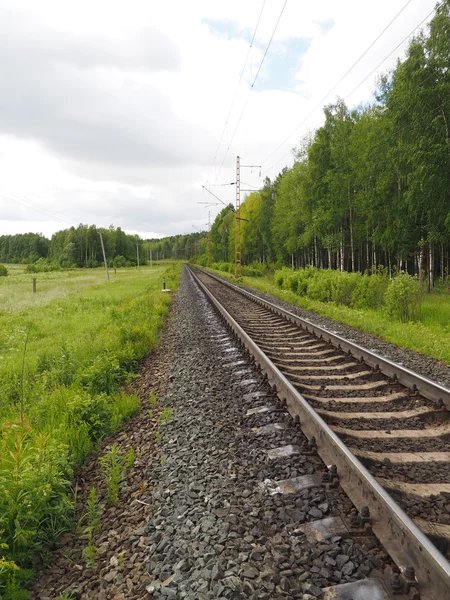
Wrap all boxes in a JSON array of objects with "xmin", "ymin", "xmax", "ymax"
[
  {"xmin": 189, "ymin": 266, "xmax": 450, "ymax": 600},
  {"xmin": 196, "ymin": 268, "xmax": 450, "ymax": 409}
]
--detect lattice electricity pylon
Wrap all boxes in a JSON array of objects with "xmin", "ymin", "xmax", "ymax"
[{"xmin": 235, "ymin": 156, "xmax": 241, "ymax": 277}]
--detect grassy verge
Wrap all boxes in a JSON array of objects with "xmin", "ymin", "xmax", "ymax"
[
  {"xmin": 207, "ymin": 267, "xmax": 450, "ymax": 365},
  {"xmin": 0, "ymin": 263, "xmax": 180, "ymax": 596}
]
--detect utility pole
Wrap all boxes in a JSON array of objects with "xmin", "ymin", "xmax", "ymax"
[
  {"xmin": 235, "ymin": 157, "xmax": 261, "ymax": 277},
  {"xmin": 99, "ymin": 231, "xmax": 110, "ymax": 281},
  {"xmin": 136, "ymin": 244, "xmax": 140, "ymax": 271},
  {"xmin": 235, "ymin": 156, "xmax": 241, "ymax": 277},
  {"xmin": 207, "ymin": 211, "xmax": 212, "ymax": 268}
]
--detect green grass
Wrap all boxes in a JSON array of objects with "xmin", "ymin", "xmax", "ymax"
[
  {"xmin": 0, "ymin": 262, "xmax": 181, "ymax": 594},
  {"xmin": 208, "ymin": 267, "xmax": 450, "ymax": 365}
]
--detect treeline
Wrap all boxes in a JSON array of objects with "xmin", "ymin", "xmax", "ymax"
[
  {"xmin": 0, "ymin": 225, "xmax": 208, "ymax": 268},
  {"xmin": 3, "ymin": 4, "xmax": 450, "ymax": 284},
  {"xmin": 147, "ymin": 232, "xmax": 208, "ymax": 261},
  {"xmin": 205, "ymin": 2, "xmax": 450, "ymax": 290},
  {"xmin": 0, "ymin": 233, "xmax": 49, "ymax": 264}
]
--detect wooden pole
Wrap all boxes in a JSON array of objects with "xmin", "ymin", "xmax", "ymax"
[{"xmin": 99, "ymin": 232, "xmax": 110, "ymax": 281}]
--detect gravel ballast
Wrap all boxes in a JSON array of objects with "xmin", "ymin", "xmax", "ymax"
[
  {"xmin": 33, "ymin": 267, "xmax": 393, "ymax": 599},
  {"xmin": 228, "ymin": 277, "xmax": 450, "ymax": 389},
  {"xmin": 140, "ymin": 269, "xmax": 392, "ymax": 599}
]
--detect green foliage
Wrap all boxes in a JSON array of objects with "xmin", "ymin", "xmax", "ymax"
[
  {"xmin": 26, "ymin": 259, "xmax": 61, "ymax": 273},
  {"xmin": 112, "ymin": 255, "xmax": 127, "ymax": 268},
  {"xmin": 99, "ymin": 445, "xmax": 134, "ymax": 507},
  {"xmin": 0, "ymin": 419, "xmax": 73, "ymax": 580},
  {"xmin": 211, "ymin": 261, "xmax": 232, "ymax": 273},
  {"xmin": 81, "ymin": 354, "xmax": 125, "ymax": 395},
  {"xmin": 79, "ymin": 487, "xmax": 101, "ymax": 569},
  {"xmin": 81, "ymin": 487, "xmax": 101, "ymax": 537},
  {"xmin": 185, "ymin": 4, "xmax": 450, "ymax": 286},
  {"xmin": 149, "ymin": 392, "xmax": 158, "ymax": 407},
  {"xmin": 83, "ymin": 539, "xmax": 97, "ymax": 569},
  {"xmin": 274, "ymin": 267, "xmax": 401, "ymax": 314},
  {"xmin": 0, "ymin": 264, "xmax": 8, "ymax": 277},
  {"xmin": 242, "ymin": 262, "xmax": 265, "ymax": 277},
  {"xmin": 159, "ymin": 407, "xmax": 173, "ymax": 426},
  {"xmin": 0, "ymin": 263, "xmax": 180, "ymax": 593},
  {"xmin": 385, "ymin": 272, "xmax": 422, "ymax": 322}
]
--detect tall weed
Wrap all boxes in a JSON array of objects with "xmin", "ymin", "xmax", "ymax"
[{"xmin": 0, "ymin": 264, "xmax": 179, "ymax": 592}]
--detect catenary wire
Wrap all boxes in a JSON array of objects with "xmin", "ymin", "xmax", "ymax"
[
  {"xmin": 205, "ymin": 0, "xmax": 266, "ymax": 184},
  {"xmin": 213, "ymin": 0, "xmax": 288, "ymax": 185},
  {"xmin": 262, "ymin": 1, "xmax": 441, "ymax": 177},
  {"xmin": 260, "ymin": 0, "xmax": 422, "ymax": 173},
  {"xmin": 1, "ymin": 191, "xmax": 73, "ymax": 226}
]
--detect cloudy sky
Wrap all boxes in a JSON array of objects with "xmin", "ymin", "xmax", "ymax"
[{"xmin": 0, "ymin": 0, "xmax": 438, "ymax": 239}]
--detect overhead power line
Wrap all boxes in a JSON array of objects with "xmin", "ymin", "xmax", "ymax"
[
  {"xmin": 261, "ymin": 0, "xmax": 418, "ymax": 174},
  {"xmin": 1, "ymin": 190, "xmax": 73, "ymax": 226},
  {"xmin": 205, "ymin": 0, "xmax": 266, "ymax": 185},
  {"xmin": 214, "ymin": 0, "xmax": 288, "ymax": 184},
  {"xmin": 262, "ymin": 3, "xmax": 440, "ymax": 178}
]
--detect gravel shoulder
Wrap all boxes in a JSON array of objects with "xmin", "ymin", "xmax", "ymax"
[{"xmin": 33, "ymin": 268, "xmax": 393, "ymax": 600}]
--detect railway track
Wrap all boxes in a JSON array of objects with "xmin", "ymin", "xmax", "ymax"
[{"xmin": 189, "ymin": 266, "xmax": 450, "ymax": 600}]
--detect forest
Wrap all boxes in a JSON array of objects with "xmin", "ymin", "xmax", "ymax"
[
  {"xmin": 0, "ymin": 225, "xmax": 205, "ymax": 269},
  {"xmin": 1, "ymin": 2, "xmax": 450, "ymax": 289},
  {"xmin": 203, "ymin": 1, "xmax": 450, "ymax": 291}
]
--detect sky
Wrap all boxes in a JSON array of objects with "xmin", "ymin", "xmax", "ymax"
[{"xmin": 0, "ymin": 0, "xmax": 439, "ymax": 240}]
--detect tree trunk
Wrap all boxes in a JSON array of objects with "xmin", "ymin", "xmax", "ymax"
[
  {"xmin": 340, "ymin": 227, "xmax": 344, "ymax": 272},
  {"xmin": 428, "ymin": 242, "xmax": 434, "ymax": 291},
  {"xmin": 349, "ymin": 207, "xmax": 354, "ymax": 272},
  {"xmin": 417, "ymin": 246, "xmax": 425, "ymax": 288}
]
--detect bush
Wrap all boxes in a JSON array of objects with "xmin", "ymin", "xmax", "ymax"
[
  {"xmin": 26, "ymin": 258, "xmax": 60, "ymax": 273},
  {"xmin": 0, "ymin": 419, "xmax": 73, "ymax": 568},
  {"xmin": 331, "ymin": 272, "xmax": 361, "ymax": 307},
  {"xmin": 385, "ymin": 272, "xmax": 421, "ymax": 322},
  {"xmin": 212, "ymin": 261, "xmax": 232, "ymax": 273},
  {"xmin": 307, "ymin": 271, "xmax": 334, "ymax": 302},
  {"xmin": 112, "ymin": 255, "xmax": 127, "ymax": 268},
  {"xmin": 273, "ymin": 266, "xmax": 394, "ymax": 311},
  {"xmin": 242, "ymin": 261, "xmax": 265, "ymax": 277},
  {"xmin": 0, "ymin": 264, "xmax": 7, "ymax": 276}
]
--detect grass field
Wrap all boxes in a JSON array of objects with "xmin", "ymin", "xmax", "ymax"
[
  {"xmin": 0, "ymin": 262, "xmax": 180, "ymax": 594},
  {"xmin": 208, "ymin": 268, "xmax": 450, "ymax": 365}
]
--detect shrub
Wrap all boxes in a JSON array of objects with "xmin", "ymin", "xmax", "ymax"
[
  {"xmin": 26, "ymin": 259, "xmax": 60, "ymax": 273},
  {"xmin": 112, "ymin": 255, "xmax": 127, "ymax": 268},
  {"xmin": 274, "ymin": 268, "xmax": 285, "ymax": 288},
  {"xmin": 242, "ymin": 261, "xmax": 265, "ymax": 277},
  {"xmin": 212, "ymin": 261, "xmax": 233, "ymax": 273},
  {"xmin": 385, "ymin": 272, "xmax": 422, "ymax": 322},
  {"xmin": 0, "ymin": 419, "xmax": 73, "ymax": 569},
  {"xmin": 274, "ymin": 267, "xmax": 392, "ymax": 311},
  {"xmin": 331, "ymin": 272, "xmax": 361, "ymax": 307},
  {"xmin": 81, "ymin": 354, "xmax": 126, "ymax": 395},
  {"xmin": 307, "ymin": 271, "xmax": 334, "ymax": 302},
  {"xmin": 0, "ymin": 264, "xmax": 7, "ymax": 277}
]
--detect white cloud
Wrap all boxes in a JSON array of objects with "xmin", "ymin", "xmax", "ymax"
[{"xmin": 0, "ymin": 0, "xmax": 438, "ymax": 239}]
